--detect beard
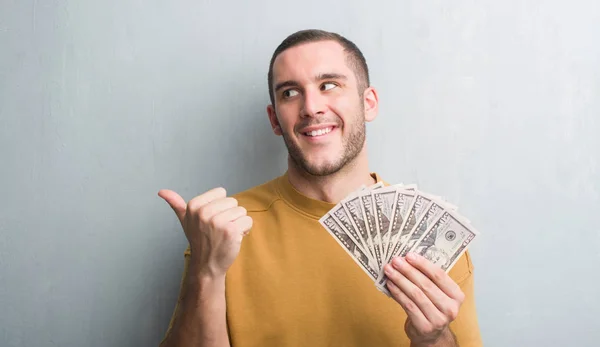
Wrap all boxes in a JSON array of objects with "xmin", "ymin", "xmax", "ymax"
[{"xmin": 280, "ymin": 109, "xmax": 366, "ymax": 177}]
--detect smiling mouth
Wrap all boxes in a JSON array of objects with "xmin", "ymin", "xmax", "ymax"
[{"xmin": 302, "ymin": 127, "xmax": 334, "ymax": 137}]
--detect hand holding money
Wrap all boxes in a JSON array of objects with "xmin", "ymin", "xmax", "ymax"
[
  {"xmin": 384, "ymin": 252, "xmax": 464, "ymax": 345},
  {"xmin": 319, "ymin": 182, "xmax": 479, "ymax": 305},
  {"xmin": 158, "ymin": 187, "xmax": 253, "ymax": 278}
]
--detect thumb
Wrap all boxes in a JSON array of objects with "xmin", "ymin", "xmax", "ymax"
[{"xmin": 158, "ymin": 189, "xmax": 187, "ymax": 224}]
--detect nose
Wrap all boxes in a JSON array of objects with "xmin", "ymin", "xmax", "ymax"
[{"xmin": 301, "ymin": 87, "xmax": 326, "ymax": 118}]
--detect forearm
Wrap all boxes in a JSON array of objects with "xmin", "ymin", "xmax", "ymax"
[
  {"xmin": 161, "ymin": 258, "xmax": 230, "ymax": 347},
  {"xmin": 410, "ymin": 328, "xmax": 457, "ymax": 347}
]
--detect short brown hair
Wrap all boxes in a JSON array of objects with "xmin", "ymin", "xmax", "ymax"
[{"xmin": 267, "ymin": 29, "xmax": 370, "ymax": 106}]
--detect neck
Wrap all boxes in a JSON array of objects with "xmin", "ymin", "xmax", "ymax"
[{"xmin": 286, "ymin": 148, "xmax": 376, "ymax": 204}]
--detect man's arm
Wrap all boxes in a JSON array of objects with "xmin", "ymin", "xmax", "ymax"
[
  {"xmin": 160, "ymin": 253, "xmax": 229, "ymax": 347},
  {"xmin": 157, "ymin": 187, "xmax": 253, "ymax": 347}
]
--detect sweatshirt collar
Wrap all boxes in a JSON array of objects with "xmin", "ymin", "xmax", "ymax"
[{"xmin": 276, "ymin": 171, "xmax": 384, "ymax": 219}]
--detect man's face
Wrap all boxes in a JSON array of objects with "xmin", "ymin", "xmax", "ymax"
[{"xmin": 267, "ymin": 40, "xmax": 377, "ymax": 176}]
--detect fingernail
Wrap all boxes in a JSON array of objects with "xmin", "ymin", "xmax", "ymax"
[
  {"xmin": 407, "ymin": 252, "xmax": 417, "ymax": 261},
  {"xmin": 393, "ymin": 257, "xmax": 403, "ymax": 267},
  {"xmin": 384, "ymin": 264, "xmax": 394, "ymax": 276}
]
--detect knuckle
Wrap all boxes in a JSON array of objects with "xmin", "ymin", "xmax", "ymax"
[
  {"xmin": 387, "ymin": 282, "xmax": 399, "ymax": 296},
  {"xmin": 403, "ymin": 298, "xmax": 418, "ymax": 313},
  {"xmin": 240, "ymin": 215, "xmax": 253, "ymax": 229},
  {"xmin": 211, "ymin": 212, "xmax": 227, "ymax": 228},
  {"xmin": 386, "ymin": 283, "xmax": 403, "ymax": 304},
  {"xmin": 446, "ymin": 304, "xmax": 460, "ymax": 321},
  {"xmin": 386, "ymin": 271, "xmax": 397, "ymax": 284},
  {"xmin": 420, "ymin": 324, "xmax": 435, "ymax": 336},
  {"xmin": 420, "ymin": 281, "xmax": 436, "ymax": 296},
  {"xmin": 187, "ymin": 198, "xmax": 200, "ymax": 212},
  {"xmin": 226, "ymin": 197, "xmax": 239, "ymax": 207},
  {"xmin": 212, "ymin": 186, "xmax": 227, "ymax": 197},
  {"xmin": 411, "ymin": 253, "xmax": 423, "ymax": 265},
  {"xmin": 232, "ymin": 206, "xmax": 245, "ymax": 216},
  {"xmin": 223, "ymin": 222, "xmax": 238, "ymax": 235},
  {"xmin": 430, "ymin": 268, "xmax": 444, "ymax": 283},
  {"xmin": 410, "ymin": 288, "xmax": 427, "ymax": 304},
  {"xmin": 457, "ymin": 290, "xmax": 466, "ymax": 304},
  {"xmin": 432, "ymin": 315, "xmax": 448, "ymax": 329},
  {"xmin": 197, "ymin": 207, "xmax": 212, "ymax": 224},
  {"xmin": 386, "ymin": 271, "xmax": 400, "ymax": 285}
]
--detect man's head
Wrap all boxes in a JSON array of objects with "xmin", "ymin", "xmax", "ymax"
[
  {"xmin": 266, "ymin": 29, "xmax": 379, "ymax": 177},
  {"xmin": 267, "ymin": 30, "xmax": 370, "ymax": 106}
]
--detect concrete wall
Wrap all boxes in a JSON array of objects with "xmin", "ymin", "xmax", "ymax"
[{"xmin": 1, "ymin": 0, "xmax": 598, "ymax": 346}]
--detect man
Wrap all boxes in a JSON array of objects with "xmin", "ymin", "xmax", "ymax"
[{"xmin": 158, "ymin": 29, "xmax": 482, "ymax": 347}]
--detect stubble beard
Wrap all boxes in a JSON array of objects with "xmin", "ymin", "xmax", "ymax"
[{"xmin": 280, "ymin": 110, "xmax": 366, "ymax": 177}]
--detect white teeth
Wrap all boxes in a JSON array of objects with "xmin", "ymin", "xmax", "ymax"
[{"xmin": 306, "ymin": 127, "xmax": 332, "ymax": 137}]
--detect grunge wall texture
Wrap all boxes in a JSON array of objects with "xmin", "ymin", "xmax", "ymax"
[{"xmin": 1, "ymin": 1, "xmax": 598, "ymax": 346}]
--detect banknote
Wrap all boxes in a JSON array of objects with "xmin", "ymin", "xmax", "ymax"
[
  {"xmin": 376, "ymin": 199, "xmax": 446, "ymax": 286},
  {"xmin": 361, "ymin": 191, "xmax": 384, "ymax": 268},
  {"xmin": 331, "ymin": 203, "xmax": 377, "ymax": 268},
  {"xmin": 410, "ymin": 210, "xmax": 478, "ymax": 271},
  {"xmin": 381, "ymin": 190, "xmax": 414, "ymax": 264},
  {"xmin": 397, "ymin": 199, "xmax": 447, "ymax": 258},
  {"xmin": 319, "ymin": 213, "xmax": 379, "ymax": 281},
  {"xmin": 341, "ymin": 194, "xmax": 376, "ymax": 263},
  {"xmin": 385, "ymin": 194, "xmax": 433, "ymax": 265},
  {"xmin": 372, "ymin": 186, "xmax": 398, "ymax": 262},
  {"xmin": 340, "ymin": 182, "xmax": 383, "ymax": 262},
  {"xmin": 319, "ymin": 182, "xmax": 478, "ymax": 298}
]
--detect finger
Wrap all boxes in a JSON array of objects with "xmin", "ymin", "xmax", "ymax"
[
  {"xmin": 392, "ymin": 256, "xmax": 455, "ymax": 319},
  {"xmin": 405, "ymin": 252, "xmax": 464, "ymax": 303},
  {"xmin": 158, "ymin": 189, "xmax": 187, "ymax": 223},
  {"xmin": 197, "ymin": 197, "xmax": 239, "ymax": 224},
  {"xmin": 384, "ymin": 262, "xmax": 447, "ymax": 327},
  {"xmin": 386, "ymin": 277, "xmax": 431, "ymax": 333},
  {"xmin": 211, "ymin": 206, "xmax": 247, "ymax": 227},
  {"xmin": 231, "ymin": 215, "xmax": 253, "ymax": 236},
  {"xmin": 221, "ymin": 215, "xmax": 253, "ymax": 242},
  {"xmin": 187, "ymin": 187, "xmax": 228, "ymax": 212}
]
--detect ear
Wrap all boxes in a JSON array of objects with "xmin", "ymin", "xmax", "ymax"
[
  {"xmin": 363, "ymin": 86, "xmax": 379, "ymax": 122},
  {"xmin": 267, "ymin": 104, "xmax": 283, "ymax": 136}
]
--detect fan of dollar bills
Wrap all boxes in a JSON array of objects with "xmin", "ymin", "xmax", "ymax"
[{"xmin": 319, "ymin": 182, "xmax": 479, "ymax": 297}]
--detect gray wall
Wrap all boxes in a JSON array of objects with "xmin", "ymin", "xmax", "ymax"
[{"xmin": 1, "ymin": 1, "xmax": 598, "ymax": 346}]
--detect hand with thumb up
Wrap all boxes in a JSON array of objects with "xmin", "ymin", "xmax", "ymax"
[{"xmin": 158, "ymin": 187, "xmax": 252, "ymax": 279}]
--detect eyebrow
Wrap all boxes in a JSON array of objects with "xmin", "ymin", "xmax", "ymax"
[{"xmin": 274, "ymin": 72, "xmax": 348, "ymax": 92}]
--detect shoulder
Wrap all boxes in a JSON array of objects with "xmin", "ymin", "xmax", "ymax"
[{"xmin": 232, "ymin": 176, "xmax": 282, "ymax": 213}]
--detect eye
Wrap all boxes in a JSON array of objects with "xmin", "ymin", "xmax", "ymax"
[
  {"xmin": 282, "ymin": 89, "xmax": 299, "ymax": 98},
  {"xmin": 321, "ymin": 82, "xmax": 337, "ymax": 91}
]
